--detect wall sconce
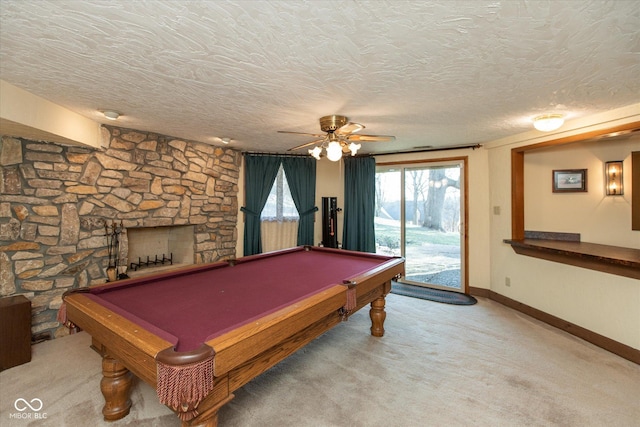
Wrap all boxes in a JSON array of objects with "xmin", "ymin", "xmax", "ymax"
[{"xmin": 605, "ymin": 161, "xmax": 623, "ymax": 195}]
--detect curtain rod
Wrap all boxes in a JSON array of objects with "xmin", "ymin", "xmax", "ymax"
[
  {"xmin": 244, "ymin": 144, "xmax": 481, "ymax": 159},
  {"xmin": 242, "ymin": 151, "xmax": 308, "ymax": 158},
  {"xmin": 373, "ymin": 144, "xmax": 482, "ymax": 156}
]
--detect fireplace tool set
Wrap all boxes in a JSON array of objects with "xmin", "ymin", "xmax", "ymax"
[
  {"xmin": 104, "ymin": 220, "xmax": 127, "ymax": 282},
  {"xmin": 104, "ymin": 220, "xmax": 176, "ymax": 280}
]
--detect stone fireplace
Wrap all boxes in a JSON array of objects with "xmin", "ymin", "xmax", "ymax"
[{"xmin": 0, "ymin": 126, "xmax": 240, "ymax": 340}]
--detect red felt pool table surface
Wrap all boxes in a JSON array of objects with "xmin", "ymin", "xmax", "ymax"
[
  {"xmin": 87, "ymin": 246, "xmax": 392, "ymax": 351},
  {"xmin": 62, "ymin": 245, "xmax": 404, "ymax": 427}
]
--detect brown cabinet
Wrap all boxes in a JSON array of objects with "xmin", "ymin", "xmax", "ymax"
[{"xmin": 0, "ymin": 295, "xmax": 32, "ymax": 371}]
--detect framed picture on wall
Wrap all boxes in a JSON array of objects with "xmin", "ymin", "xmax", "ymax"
[{"xmin": 552, "ymin": 169, "xmax": 587, "ymax": 193}]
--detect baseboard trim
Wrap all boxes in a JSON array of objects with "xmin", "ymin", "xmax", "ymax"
[{"xmin": 468, "ymin": 286, "xmax": 639, "ymax": 365}]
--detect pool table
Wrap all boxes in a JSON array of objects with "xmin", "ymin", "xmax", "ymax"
[{"xmin": 61, "ymin": 245, "xmax": 404, "ymax": 426}]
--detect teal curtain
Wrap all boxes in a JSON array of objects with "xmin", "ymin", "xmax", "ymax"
[
  {"xmin": 283, "ymin": 157, "xmax": 318, "ymax": 246},
  {"xmin": 342, "ymin": 156, "xmax": 376, "ymax": 252},
  {"xmin": 241, "ymin": 154, "xmax": 281, "ymax": 256}
]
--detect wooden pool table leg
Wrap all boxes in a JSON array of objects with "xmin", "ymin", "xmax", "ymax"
[
  {"xmin": 183, "ymin": 416, "xmax": 217, "ymax": 427},
  {"xmin": 369, "ymin": 295, "xmax": 387, "ymax": 337},
  {"xmin": 183, "ymin": 393, "xmax": 234, "ymax": 427},
  {"xmin": 100, "ymin": 354, "xmax": 133, "ymax": 421}
]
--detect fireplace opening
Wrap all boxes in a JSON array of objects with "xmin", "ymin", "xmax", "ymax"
[{"xmin": 126, "ymin": 225, "xmax": 195, "ymax": 277}]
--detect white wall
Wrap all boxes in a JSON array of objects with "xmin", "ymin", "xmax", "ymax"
[
  {"xmin": 487, "ymin": 104, "xmax": 640, "ymax": 350},
  {"xmin": 0, "ymin": 80, "xmax": 101, "ymax": 148},
  {"xmin": 314, "ymin": 160, "xmax": 344, "ymax": 246},
  {"xmin": 525, "ymin": 136, "xmax": 639, "ymax": 248}
]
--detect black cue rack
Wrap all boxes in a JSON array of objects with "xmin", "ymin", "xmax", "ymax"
[{"xmin": 321, "ymin": 197, "xmax": 340, "ymax": 248}]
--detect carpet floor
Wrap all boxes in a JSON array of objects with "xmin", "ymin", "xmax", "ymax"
[{"xmin": 1, "ymin": 294, "xmax": 638, "ymax": 427}]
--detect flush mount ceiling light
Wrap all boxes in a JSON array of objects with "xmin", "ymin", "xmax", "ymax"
[
  {"xmin": 533, "ymin": 114, "xmax": 564, "ymax": 132},
  {"xmin": 221, "ymin": 137, "xmax": 231, "ymax": 144},
  {"xmin": 103, "ymin": 110, "xmax": 120, "ymax": 120}
]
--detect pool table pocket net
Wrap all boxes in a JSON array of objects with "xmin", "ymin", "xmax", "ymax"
[{"xmin": 156, "ymin": 344, "xmax": 215, "ymax": 421}]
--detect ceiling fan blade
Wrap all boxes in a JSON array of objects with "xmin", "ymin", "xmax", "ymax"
[
  {"xmin": 288, "ymin": 139, "xmax": 325, "ymax": 151},
  {"xmin": 336, "ymin": 122, "xmax": 365, "ymax": 135},
  {"xmin": 346, "ymin": 134, "xmax": 396, "ymax": 142},
  {"xmin": 278, "ymin": 130, "xmax": 325, "ymax": 138}
]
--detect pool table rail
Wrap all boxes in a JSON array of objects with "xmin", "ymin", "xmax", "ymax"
[
  {"xmin": 64, "ymin": 293, "xmax": 172, "ymax": 386},
  {"xmin": 206, "ymin": 285, "xmax": 347, "ymax": 376}
]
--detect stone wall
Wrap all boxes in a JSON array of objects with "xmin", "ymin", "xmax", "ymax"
[{"xmin": 0, "ymin": 126, "xmax": 240, "ymax": 340}]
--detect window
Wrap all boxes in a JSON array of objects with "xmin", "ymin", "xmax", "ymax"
[
  {"xmin": 261, "ymin": 165, "xmax": 299, "ymax": 220},
  {"xmin": 261, "ymin": 165, "xmax": 299, "ymax": 252}
]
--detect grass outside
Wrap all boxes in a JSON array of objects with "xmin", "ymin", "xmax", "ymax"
[
  {"xmin": 376, "ymin": 219, "xmax": 461, "ymax": 288},
  {"xmin": 375, "ymin": 220, "xmax": 459, "ymax": 248}
]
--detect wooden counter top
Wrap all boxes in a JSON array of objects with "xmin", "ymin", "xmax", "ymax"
[{"xmin": 504, "ymin": 239, "xmax": 640, "ymax": 280}]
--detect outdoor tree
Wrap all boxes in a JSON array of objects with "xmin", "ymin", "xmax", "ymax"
[
  {"xmin": 376, "ymin": 167, "xmax": 460, "ymax": 233},
  {"xmin": 374, "ymin": 174, "xmax": 385, "ymax": 217},
  {"xmin": 407, "ymin": 170, "xmax": 427, "ymax": 226},
  {"xmin": 422, "ymin": 168, "xmax": 459, "ymax": 231}
]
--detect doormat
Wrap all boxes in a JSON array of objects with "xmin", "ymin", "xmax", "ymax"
[{"xmin": 391, "ymin": 282, "xmax": 477, "ymax": 305}]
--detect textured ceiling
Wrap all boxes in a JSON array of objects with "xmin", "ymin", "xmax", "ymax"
[{"xmin": 1, "ymin": 1, "xmax": 639, "ymax": 155}]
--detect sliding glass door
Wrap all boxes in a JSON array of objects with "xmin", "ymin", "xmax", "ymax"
[{"xmin": 375, "ymin": 160, "xmax": 465, "ymax": 291}]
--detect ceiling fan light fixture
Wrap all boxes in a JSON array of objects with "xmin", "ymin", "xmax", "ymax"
[
  {"xmin": 309, "ymin": 146, "xmax": 322, "ymax": 160},
  {"xmin": 352, "ymin": 123, "xmax": 364, "ymax": 133},
  {"xmin": 533, "ymin": 114, "xmax": 564, "ymax": 132},
  {"xmin": 326, "ymin": 141, "xmax": 343, "ymax": 162},
  {"xmin": 281, "ymin": 115, "xmax": 396, "ymax": 160}
]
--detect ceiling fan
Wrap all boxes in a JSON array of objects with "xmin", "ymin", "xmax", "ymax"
[{"xmin": 278, "ymin": 115, "xmax": 395, "ymax": 161}]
